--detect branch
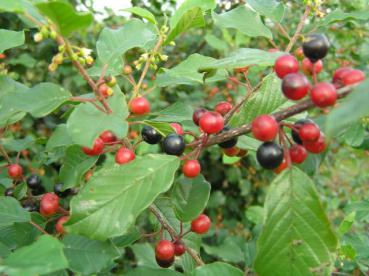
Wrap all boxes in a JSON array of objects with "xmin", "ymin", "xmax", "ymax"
[
  {"xmin": 29, "ymin": 220, "xmax": 49, "ymax": 235},
  {"xmin": 285, "ymin": 5, "xmax": 311, "ymax": 52},
  {"xmin": 149, "ymin": 205, "xmax": 205, "ymax": 266}
]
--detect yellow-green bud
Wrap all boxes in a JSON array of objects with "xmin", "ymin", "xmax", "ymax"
[
  {"xmin": 50, "ymin": 31, "xmax": 57, "ymax": 39},
  {"xmin": 34, "ymin": 32, "xmax": 43, "ymax": 43},
  {"xmin": 85, "ymin": 56, "xmax": 94, "ymax": 65},
  {"xmin": 53, "ymin": 53, "xmax": 64, "ymax": 65},
  {"xmin": 48, "ymin": 63, "xmax": 58, "ymax": 72},
  {"xmin": 123, "ymin": 65, "xmax": 132, "ymax": 75}
]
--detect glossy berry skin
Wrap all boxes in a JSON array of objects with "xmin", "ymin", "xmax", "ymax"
[
  {"xmin": 281, "ymin": 73, "xmax": 310, "ymax": 100},
  {"xmin": 55, "ymin": 216, "xmax": 69, "ymax": 234},
  {"xmin": 341, "ymin": 69, "xmax": 365, "ymax": 86},
  {"xmin": 251, "ymin": 115, "xmax": 279, "ymax": 142},
  {"xmin": 310, "ymin": 82, "xmax": 337, "ymax": 107},
  {"xmin": 98, "ymin": 84, "xmax": 109, "ymax": 97},
  {"xmin": 303, "ymin": 133, "xmax": 326, "ymax": 154},
  {"xmin": 191, "ymin": 214, "xmax": 211, "ymax": 234},
  {"xmin": 40, "ymin": 193, "xmax": 59, "ymax": 217},
  {"xmin": 192, "ymin": 108, "xmax": 208, "ymax": 126},
  {"xmin": 301, "ymin": 58, "xmax": 323, "ymax": 75},
  {"xmin": 298, "ymin": 123, "xmax": 320, "ymax": 142},
  {"xmin": 256, "ymin": 142, "xmax": 284, "ymax": 170},
  {"xmin": 156, "ymin": 257, "xmax": 174, "ymax": 268},
  {"xmin": 289, "ymin": 144, "xmax": 308, "ymax": 164},
  {"xmin": 32, "ymin": 186, "xmax": 45, "ymax": 196},
  {"xmin": 162, "ymin": 134, "xmax": 185, "ymax": 156},
  {"xmin": 218, "ymin": 127, "xmax": 238, "ymax": 148},
  {"xmin": 273, "ymin": 158, "xmax": 288, "ymax": 174},
  {"xmin": 199, "ymin": 112, "xmax": 224, "ymax": 134},
  {"xmin": 4, "ymin": 187, "xmax": 14, "ymax": 197},
  {"xmin": 302, "ymin": 33, "xmax": 330, "ymax": 62},
  {"xmin": 115, "ymin": 147, "xmax": 135, "ymax": 165},
  {"xmin": 129, "ymin": 97, "xmax": 150, "ymax": 115},
  {"xmin": 174, "ymin": 240, "xmax": 186, "ymax": 256},
  {"xmin": 141, "ymin": 126, "xmax": 162, "ymax": 144},
  {"xmin": 8, "ymin": 164, "xmax": 23, "ymax": 179},
  {"xmin": 82, "ymin": 138, "xmax": 104, "ymax": 156},
  {"xmin": 26, "ymin": 174, "xmax": 42, "ymax": 189},
  {"xmin": 332, "ymin": 67, "xmax": 352, "ymax": 86},
  {"xmin": 291, "ymin": 118, "xmax": 315, "ymax": 144},
  {"xmin": 223, "ymin": 147, "xmax": 240, "ymax": 157},
  {"xmin": 99, "ymin": 130, "xmax": 117, "ymax": 144},
  {"xmin": 170, "ymin": 123, "xmax": 183, "ymax": 135},
  {"xmin": 54, "ymin": 183, "xmax": 72, "ymax": 198},
  {"xmin": 182, "ymin": 160, "xmax": 201, "ymax": 178},
  {"xmin": 155, "ymin": 240, "xmax": 175, "ymax": 261},
  {"xmin": 274, "ymin": 55, "xmax": 299, "ymax": 79},
  {"xmin": 215, "ymin": 101, "xmax": 232, "ymax": 116}
]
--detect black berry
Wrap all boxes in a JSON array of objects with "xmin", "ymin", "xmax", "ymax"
[
  {"xmin": 256, "ymin": 142, "xmax": 284, "ymax": 170},
  {"xmin": 54, "ymin": 183, "xmax": 72, "ymax": 198},
  {"xmin": 162, "ymin": 134, "xmax": 185, "ymax": 156},
  {"xmin": 31, "ymin": 186, "xmax": 45, "ymax": 196},
  {"xmin": 302, "ymin": 33, "xmax": 330, "ymax": 62},
  {"xmin": 26, "ymin": 174, "xmax": 42, "ymax": 189},
  {"xmin": 218, "ymin": 127, "xmax": 238, "ymax": 149},
  {"xmin": 155, "ymin": 256, "xmax": 174, "ymax": 268},
  {"xmin": 141, "ymin": 126, "xmax": 162, "ymax": 144},
  {"xmin": 22, "ymin": 201, "xmax": 39, "ymax": 212},
  {"xmin": 291, "ymin": 118, "xmax": 315, "ymax": 145},
  {"xmin": 4, "ymin": 187, "xmax": 14, "ymax": 197}
]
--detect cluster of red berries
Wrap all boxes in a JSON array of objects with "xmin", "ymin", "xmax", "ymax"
[{"xmin": 155, "ymin": 214, "xmax": 211, "ymax": 268}]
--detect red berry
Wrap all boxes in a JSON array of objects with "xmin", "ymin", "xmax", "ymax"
[
  {"xmin": 40, "ymin": 193, "xmax": 59, "ymax": 217},
  {"xmin": 215, "ymin": 101, "xmax": 232, "ymax": 116},
  {"xmin": 251, "ymin": 115, "xmax": 279, "ymax": 141},
  {"xmin": 294, "ymin": 47, "xmax": 304, "ymax": 59},
  {"xmin": 274, "ymin": 55, "xmax": 299, "ymax": 79},
  {"xmin": 115, "ymin": 147, "xmax": 135, "ymax": 165},
  {"xmin": 182, "ymin": 160, "xmax": 201, "ymax": 178},
  {"xmin": 192, "ymin": 108, "xmax": 208, "ymax": 126},
  {"xmin": 301, "ymin": 58, "xmax": 323, "ymax": 75},
  {"xmin": 99, "ymin": 130, "xmax": 117, "ymax": 144},
  {"xmin": 174, "ymin": 240, "xmax": 186, "ymax": 256},
  {"xmin": 298, "ymin": 123, "xmax": 320, "ymax": 142},
  {"xmin": 199, "ymin": 112, "xmax": 224, "ymax": 134},
  {"xmin": 55, "ymin": 216, "xmax": 69, "ymax": 234},
  {"xmin": 289, "ymin": 144, "xmax": 308, "ymax": 164},
  {"xmin": 82, "ymin": 137, "xmax": 104, "ymax": 156},
  {"xmin": 191, "ymin": 214, "xmax": 211, "ymax": 234},
  {"xmin": 170, "ymin": 123, "xmax": 183, "ymax": 135},
  {"xmin": 7, "ymin": 164, "xmax": 23, "ymax": 179},
  {"xmin": 303, "ymin": 133, "xmax": 326, "ymax": 154},
  {"xmin": 332, "ymin": 67, "xmax": 352, "ymax": 86},
  {"xmin": 155, "ymin": 240, "xmax": 175, "ymax": 261},
  {"xmin": 310, "ymin": 82, "xmax": 337, "ymax": 107},
  {"xmin": 129, "ymin": 97, "xmax": 150, "ymax": 115},
  {"xmin": 273, "ymin": 157, "xmax": 288, "ymax": 174},
  {"xmin": 223, "ymin": 147, "xmax": 240, "ymax": 157},
  {"xmin": 341, "ymin": 69, "xmax": 365, "ymax": 86},
  {"xmin": 98, "ymin": 84, "xmax": 109, "ymax": 97},
  {"xmin": 281, "ymin": 73, "xmax": 310, "ymax": 100}
]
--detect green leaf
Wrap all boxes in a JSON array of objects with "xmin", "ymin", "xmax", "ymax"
[
  {"xmin": 245, "ymin": 206, "xmax": 264, "ymax": 225},
  {"xmin": 199, "ymin": 48, "xmax": 283, "ymax": 71},
  {"xmin": 254, "ymin": 167, "xmax": 338, "ymax": 276},
  {"xmin": 0, "ymin": 76, "xmax": 27, "ymax": 127},
  {"xmin": 92, "ymin": 19, "xmax": 158, "ymax": 76},
  {"xmin": 153, "ymin": 102, "xmax": 194, "ymax": 123},
  {"xmin": 142, "ymin": 121, "xmax": 175, "ymax": 136},
  {"xmin": 0, "ymin": 196, "xmax": 30, "ymax": 227},
  {"xmin": 202, "ymin": 237, "xmax": 244, "ymax": 263},
  {"xmin": 344, "ymin": 200, "xmax": 369, "ymax": 221},
  {"xmin": 0, "ymin": 0, "xmax": 27, "ymax": 12},
  {"xmin": 1, "ymin": 136, "xmax": 34, "ymax": 152},
  {"xmin": 7, "ymin": 53, "xmax": 36, "ymax": 68},
  {"xmin": 171, "ymin": 175, "xmax": 210, "ymax": 222},
  {"xmin": 237, "ymin": 136, "xmax": 261, "ymax": 151},
  {"xmin": 59, "ymin": 145, "xmax": 98, "ymax": 189},
  {"xmin": 222, "ymin": 155, "xmax": 240, "ymax": 164},
  {"xmin": 66, "ymin": 154, "xmax": 180, "ymax": 240},
  {"xmin": 343, "ymin": 123, "xmax": 365, "ymax": 147},
  {"xmin": 156, "ymin": 54, "xmax": 227, "ymax": 87},
  {"xmin": 320, "ymin": 9, "xmax": 369, "ymax": 25},
  {"xmin": 13, "ymin": 183, "xmax": 27, "ymax": 200},
  {"xmin": 326, "ymin": 79, "xmax": 369, "ymax": 136},
  {"xmin": 192, "ymin": 262, "xmax": 243, "ymax": 276},
  {"xmin": 0, "ymin": 29, "xmax": 24, "ymax": 53},
  {"xmin": 8, "ymin": 82, "xmax": 71, "ymax": 118},
  {"xmin": 131, "ymin": 243, "xmax": 157, "ymax": 268},
  {"xmin": 63, "ymin": 234, "xmax": 120, "ymax": 275},
  {"xmin": 338, "ymin": 212, "xmax": 356, "ymax": 236},
  {"xmin": 66, "ymin": 88, "xmax": 128, "ymax": 147},
  {"xmin": 46, "ymin": 124, "xmax": 74, "ymax": 151},
  {"xmin": 212, "ymin": 6, "xmax": 272, "ymax": 39},
  {"xmin": 124, "ymin": 7, "xmax": 157, "ymax": 25},
  {"xmin": 230, "ymin": 74, "xmax": 285, "ymax": 127},
  {"xmin": 0, "ymin": 235, "xmax": 68, "ymax": 276},
  {"xmin": 36, "ymin": 1, "xmax": 93, "ymax": 36},
  {"xmin": 127, "ymin": 267, "xmax": 182, "ymax": 276},
  {"xmin": 248, "ymin": 0, "xmax": 285, "ymax": 22},
  {"xmin": 204, "ymin": 33, "xmax": 228, "ymax": 51},
  {"xmin": 111, "ymin": 226, "xmax": 141, "ymax": 248}
]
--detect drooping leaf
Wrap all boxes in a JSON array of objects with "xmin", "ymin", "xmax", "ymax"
[
  {"xmin": 248, "ymin": 0, "xmax": 285, "ymax": 22},
  {"xmin": 124, "ymin": 7, "xmax": 157, "ymax": 25},
  {"xmin": 0, "ymin": 235, "xmax": 68, "ymax": 276},
  {"xmin": 254, "ymin": 167, "xmax": 338, "ymax": 276},
  {"xmin": 192, "ymin": 262, "xmax": 243, "ymax": 276},
  {"xmin": 59, "ymin": 145, "xmax": 98, "ymax": 189},
  {"xmin": 0, "ymin": 196, "xmax": 30, "ymax": 227},
  {"xmin": 156, "ymin": 54, "xmax": 227, "ymax": 87},
  {"xmin": 171, "ymin": 175, "xmax": 211, "ymax": 222},
  {"xmin": 212, "ymin": 6, "xmax": 272, "ymax": 39},
  {"xmin": 0, "ymin": 29, "xmax": 24, "ymax": 53},
  {"xmin": 36, "ymin": 1, "xmax": 93, "ymax": 36},
  {"xmin": 66, "ymin": 154, "xmax": 180, "ymax": 240},
  {"xmin": 63, "ymin": 234, "xmax": 120, "ymax": 275},
  {"xmin": 66, "ymin": 88, "xmax": 129, "ymax": 147},
  {"xmin": 46, "ymin": 124, "xmax": 74, "ymax": 151},
  {"xmin": 320, "ymin": 9, "xmax": 369, "ymax": 25},
  {"xmin": 152, "ymin": 102, "xmax": 194, "ymax": 123}
]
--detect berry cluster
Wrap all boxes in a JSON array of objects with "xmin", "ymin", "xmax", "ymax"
[{"xmin": 155, "ymin": 214, "xmax": 211, "ymax": 268}]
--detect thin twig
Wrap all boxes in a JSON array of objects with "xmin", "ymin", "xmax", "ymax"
[
  {"xmin": 29, "ymin": 220, "xmax": 49, "ymax": 235},
  {"xmin": 275, "ymin": 23, "xmax": 291, "ymax": 39},
  {"xmin": 285, "ymin": 5, "xmax": 311, "ymax": 52},
  {"xmin": 0, "ymin": 144, "xmax": 11, "ymax": 164}
]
